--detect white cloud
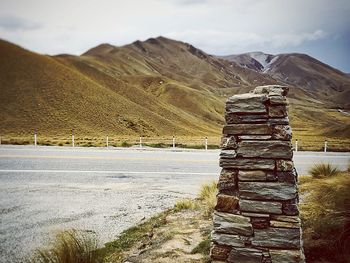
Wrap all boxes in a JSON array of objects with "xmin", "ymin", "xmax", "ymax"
[
  {"xmin": 0, "ymin": 0, "xmax": 348, "ymax": 69},
  {"xmin": 0, "ymin": 14, "xmax": 41, "ymax": 31},
  {"xmin": 165, "ymin": 29, "xmax": 328, "ymax": 55}
]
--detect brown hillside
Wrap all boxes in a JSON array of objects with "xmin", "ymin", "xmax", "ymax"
[{"xmin": 1, "ymin": 37, "xmax": 349, "ymax": 144}]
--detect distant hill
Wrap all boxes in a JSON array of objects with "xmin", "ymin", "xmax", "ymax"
[{"xmin": 0, "ymin": 37, "xmax": 349, "ymax": 142}]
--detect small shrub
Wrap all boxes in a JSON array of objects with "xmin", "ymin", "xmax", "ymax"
[
  {"xmin": 308, "ymin": 163, "xmax": 340, "ymax": 178},
  {"xmin": 174, "ymin": 199, "xmax": 198, "ymax": 212},
  {"xmin": 30, "ymin": 229, "xmax": 103, "ymax": 263},
  {"xmin": 145, "ymin": 143, "xmax": 168, "ymax": 148},
  {"xmin": 198, "ymin": 181, "xmax": 218, "ymax": 217},
  {"xmin": 121, "ymin": 141, "xmax": 131, "ymax": 147},
  {"xmin": 198, "ymin": 181, "xmax": 217, "ymax": 201}
]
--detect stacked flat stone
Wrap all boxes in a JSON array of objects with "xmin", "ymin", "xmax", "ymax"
[{"xmin": 211, "ymin": 85, "xmax": 305, "ymax": 263}]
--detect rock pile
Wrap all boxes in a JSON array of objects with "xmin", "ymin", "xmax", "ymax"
[{"xmin": 211, "ymin": 85, "xmax": 305, "ymax": 263}]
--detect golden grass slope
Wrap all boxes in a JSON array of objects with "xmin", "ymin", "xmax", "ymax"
[
  {"xmin": 0, "ymin": 36, "xmax": 350, "ymax": 144},
  {"xmin": 0, "ymin": 39, "xmax": 225, "ymax": 136}
]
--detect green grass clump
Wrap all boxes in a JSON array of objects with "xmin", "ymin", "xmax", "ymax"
[
  {"xmin": 299, "ymin": 172, "xmax": 350, "ymax": 262},
  {"xmin": 191, "ymin": 235, "xmax": 210, "ymax": 255},
  {"xmin": 30, "ymin": 229, "xmax": 103, "ymax": 263},
  {"xmin": 174, "ymin": 199, "xmax": 199, "ymax": 212},
  {"xmin": 121, "ymin": 141, "xmax": 131, "ymax": 147},
  {"xmin": 144, "ymin": 143, "xmax": 168, "ymax": 148},
  {"xmin": 198, "ymin": 181, "xmax": 218, "ymax": 217},
  {"xmin": 308, "ymin": 163, "xmax": 340, "ymax": 178}
]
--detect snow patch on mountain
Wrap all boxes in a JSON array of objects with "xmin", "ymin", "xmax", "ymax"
[
  {"xmin": 248, "ymin": 52, "xmax": 270, "ymax": 68},
  {"xmin": 245, "ymin": 52, "xmax": 279, "ymax": 73},
  {"xmin": 263, "ymin": 55, "xmax": 279, "ymax": 73}
]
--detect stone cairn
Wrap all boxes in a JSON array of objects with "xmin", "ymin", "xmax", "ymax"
[{"xmin": 210, "ymin": 85, "xmax": 305, "ymax": 263}]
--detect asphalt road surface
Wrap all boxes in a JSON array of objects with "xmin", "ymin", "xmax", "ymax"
[{"xmin": 0, "ymin": 145, "xmax": 349, "ymax": 262}]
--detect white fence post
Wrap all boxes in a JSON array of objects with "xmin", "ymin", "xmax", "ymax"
[
  {"xmin": 295, "ymin": 139, "xmax": 298, "ymax": 152},
  {"xmin": 172, "ymin": 136, "xmax": 175, "ymax": 149},
  {"xmin": 205, "ymin": 136, "xmax": 208, "ymax": 151},
  {"xmin": 324, "ymin": 140, "xmax": 327, "ymax": 153},
  {"xmin": 106, "ymin": 135, "xmax": 109, "ymax": 148},
  {"xmin": 139, "ymin": 136, "xmax": 142, "ymax": 148},
  {"xmin": 72, "ymin": 130, "xmax": 75, "ymax": 147},
  {"xmin": 34, "ymin": 131, "xmax": 37, "ymax": 147}
]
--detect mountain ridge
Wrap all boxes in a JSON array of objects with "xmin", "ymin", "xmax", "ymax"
[
  {"xmin": 220, "ymin": 50, "xmax": 350, "ymax": 106},
  {"xmin": 0, "ymin": 36, "xmax": 349, "ymax": 142}
]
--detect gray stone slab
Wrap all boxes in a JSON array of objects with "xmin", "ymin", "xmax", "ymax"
[
  {"xmin": 220, "ymin": 150, "xmax": 237, "ymax": 158},
  {"xmin": 276, "ymin": 160, "xmax": 294, "ymax": 171},
  {"xmin": 277, "ymin": 170, "xmax": 297, "ymax": 183},
  {"xmin": 220, "ymin": 158, "xmax": 275, "ymax": 170},
  {"xmin": 272, "ymin": 125, "xmax": 292, "ymax": 140},
  {"xmin": 228, "ymin": 247, "xmax": 263, "ymax": 263},
  {"xmin": 239, "ymin": 182, "xmax": 297, "ymax": 201},
  {"xmin": 270, "ymin": 249, "xmax": 305, "ymax": 263},
  {"xmin": 237, "ymin": 140, "xmax": 292, "ymax": 159},
  {"xmin": 238, "ymin": 170, "xmax": 267, "ymax": 181},
  {"xmin": 218, "ymin": 169, "xmax": 237, "ymax": 193},
  {"xmin": 241, "ymin": 212, "xmax": 270, "ymax": 218},
  {"xmin": 213, "ymin": 211, "xmax": 253, "ymax": 236},
  {"xmin": 269, "ymin": 105, "xmax": 288, "ymax": 117},
  {"xmin": 223, "ymin": 124, "xmax": 272, "ymax": 135},
  {"xmin": 253, "ymin": 85, "xmax": 289, "ymax": 96},
  {"xmin": 238, "ymin": 135, "xmax": 272, "ymax": 140},
  {"xmin": 221, "ymin": 136, "xmax": 238, "ymax": 149},
  {"xmin": 211, "ymin": 231, "xmax": 245, "ymax": 247},
  {"xmin": 226, "ymin": 93, "xmax": 268, "ymax": 114},
  {"xmin": 252, "ymin": 228, "xmax": 301, "ymax": 249},
  {"xmin": 269, "ymin": 95, "xmax": 289, "ymax": 105},
  {"xmin": 270, "ymin": 215, "xmax": 301, "ymax": 223},
  {"xmin": 270, "ymin": 220, "xmax": 300, "ymax": 228},
  {"xmin": 226, "ymin": 114, "xmax": 269, "ymax": 124},
  {"xmin": 268, "ymin": 117, "xmax": 289, "ymax": 125},
  {"xmin": 239, "ymin": 199, "xmax": 282, "ymax": 214}
]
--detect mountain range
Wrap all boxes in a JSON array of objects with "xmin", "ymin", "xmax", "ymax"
[{"xmin": 0, "ymin": 36, "xmax": 349, "ymax": 141}]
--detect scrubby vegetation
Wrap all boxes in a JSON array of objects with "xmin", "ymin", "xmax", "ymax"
[
  {"xmin": 300, "ymin": 168, "xmax": 350, "ymax": 262},
  {"xmin": 30, "ymin": 230, "xmax": 103, "ymax": 263},
  {"xmin": 174, "ymin": 199, "xmax": 199, "ymax": 212},
  {"xmin": 198, "ymin": 181, "xmax": 218, "ymax": 217},
  {"xmin": 308, "ymin": 162, "xmax": 341, "ymax": 178}
]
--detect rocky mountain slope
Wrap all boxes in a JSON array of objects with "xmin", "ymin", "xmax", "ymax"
[{"xmin": 221, "ymin": 52, "xmax": 350, "ymax": 107}]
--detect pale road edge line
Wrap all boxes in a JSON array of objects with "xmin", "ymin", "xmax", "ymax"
[
  {"xmin": 0, "ymin": 169, "xmax": 218, "ymax": 175},
  {"xmin": 0, "ymin": 155, "xmax": 348, "ymax": 165},
  {"xmin": 0, "ymin": 154, "xmax": 218, "ymax": 163}
]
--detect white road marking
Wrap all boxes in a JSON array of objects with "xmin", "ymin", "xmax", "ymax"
[
  {"xmin": 0, "ymin": 169, "xmax": 217, "ymax": 175},
  {"xmin": 0, "ymin": 154, "xmax": 218, "ymax": 163}
]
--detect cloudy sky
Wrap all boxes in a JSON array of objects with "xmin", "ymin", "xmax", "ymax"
[{"xmin": 1, "ymin": 0, "xmax": 350, "ymax": 72}]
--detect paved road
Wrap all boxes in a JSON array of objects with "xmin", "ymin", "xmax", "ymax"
[{"xmin": 0, "ymin": 146, "xmax": 349, "ymax": 262}]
